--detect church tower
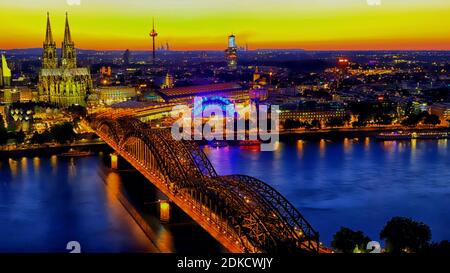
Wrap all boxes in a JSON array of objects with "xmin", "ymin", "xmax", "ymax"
[
  {"xmin": 61, "ymin": 12, "xmax": 77, "ymax": 69},
  {"xmin": 42, "ymin": 12, "xmax": 57, "ymax": 69}
]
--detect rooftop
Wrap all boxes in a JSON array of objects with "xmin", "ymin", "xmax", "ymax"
[
  {"xmin": 157, "ymin": 82, "xmax": 244, "ymax": 100},
  {"xmin": 40, "ymin": 68, "xmax": 90, "ymax": 77}
]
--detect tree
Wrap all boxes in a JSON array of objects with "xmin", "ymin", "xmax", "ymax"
[
  {"xmin": 311, "ymin": 119, "xmax": 321, "ymax": 129},
  {"xmin": 423, "ymin": 114, "xmax": 441, "ymax": 126},
  {"xmin": 284, "ymin": 119, "xmax": 302, "ymax": 130},
  {"xmin": 30, "ymin": 130, "xmax": 53, "ymax": 144},
  {"xmin": 375, "ymin": 114, "xmax": 393, "ymax": 125},
  {"xmin": 14, "ymin": 130, "xmax": 26, "ymax": 144},
  {"xmin": 380, "ymin": 217, "xmax": 431, "ymax": 253},
  {"xmin": 423, "ymin": 240, "xmax": 450, "ymax": 254},
  {"xmin": 401, "ymin": 114, "xmax": 421, "ymax": 127},
  {"xmin": 331, "ymin": 227, "xmax": 371, "ymax": 253},
  {"xmin": 326, "ymin": 118, "xmax": 345, "ymax": 127},
  {"xmin": 352, "ymin": 120, "xmax": 367, "ymax": 128},
  {"xmin": 50, "ymin": 122, "xmax": 75, "ymax": 144},
  {"xmin": 343, "ymin": 114, "xmax": 352, "ymax": 124}
]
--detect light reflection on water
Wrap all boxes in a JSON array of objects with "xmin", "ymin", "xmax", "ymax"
[
  {"xmin": 205, "ymin": 138, "xmax": 450, "ymax": 245},
  {"xmin": 1, "ymin": 138, "xmax": 449, "ymax": 251},
  {"xmin": 0, "ymin": 156, "xmax": 154, "ymax": 252},
  {"xmin": 0, "ymin": 153, "xmax": 223, "ymax": 253}
]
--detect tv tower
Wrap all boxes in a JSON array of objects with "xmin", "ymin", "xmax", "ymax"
[{"xmin": 149, "ymin": 18, "xmax": 158, "ymax": 64}]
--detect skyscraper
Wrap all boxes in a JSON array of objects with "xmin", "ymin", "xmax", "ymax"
[
  {"xmin": 38, "ymin": 12, "xmax": 92, "ymax": 108},
  {"xmin": 225, "ymin": 34, "xmax": 237, "ymax": 70},
  {"xmin": 123, "ymin": 49, "xmax": 130, "ymax": 66}
]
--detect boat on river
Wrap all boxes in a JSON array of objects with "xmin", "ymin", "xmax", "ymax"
[
  {"xmin": 376, "ymin": 131, "xmax": 449, "ymax": 140},
  {"xmin": 59, "ymin": 148, "xmax": 95, "ymax": 157}
]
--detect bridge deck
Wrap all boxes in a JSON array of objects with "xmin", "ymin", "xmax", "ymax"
[{"xmin": 98, "ymin": 131, "xmax": 245, "ymax": 253}]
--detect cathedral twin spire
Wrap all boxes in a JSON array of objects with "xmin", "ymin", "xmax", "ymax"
[
  {"xmin": 43, "ymin": 12, "xmax": 76, "ymax": 69},
  {"xmin": 44, "ymin": 12, "xmax": 55, "ymax": 45},
  {"xmin": 63, "ymin": 12, "xmax": 72, "ymax": 44}
]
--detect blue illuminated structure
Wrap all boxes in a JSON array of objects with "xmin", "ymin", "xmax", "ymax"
[{"xmin": 193, "ymin": 96, "xmax": 235, "ymax": 117}]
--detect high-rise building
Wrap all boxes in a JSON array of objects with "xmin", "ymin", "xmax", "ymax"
[
  {"xmin": 225, "ymin": 34, "xmax": 237, "ymax": 70},
  {"xmin": 0, "ymin": 54, "xmax": 12, "ymax": 87},
  {"xmin": 38, "ymin": 12, "xmax": 92, "ymax": 108},
  {"xmin": 123, "ymin": 49, "xmax": 130, "ymax": 65}
]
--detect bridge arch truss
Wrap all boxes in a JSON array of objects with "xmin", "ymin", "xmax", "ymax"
[{"xmin": 91, "ymin": 115, "xmax": 320, "ymax": 253}]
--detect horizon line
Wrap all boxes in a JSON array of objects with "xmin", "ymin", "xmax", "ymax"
[{"xmin": 2, "ymin": 47, "xmax": 450, "ymax": 52}]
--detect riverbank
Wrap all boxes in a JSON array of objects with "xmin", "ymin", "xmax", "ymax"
[
  {"xmin": 0, "ymin": 140, "xmax": 107, "ymax": 158},
  {"xmin": 279, "ymin": 126, "xmax": 450, "ymax": 141}
]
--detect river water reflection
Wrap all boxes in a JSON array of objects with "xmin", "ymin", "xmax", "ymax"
[
  {"xmin": 205, "ymin": 138, "xmax": 450, "ymax": 245},
  {"xmin": 1, "ymin": 138, "xmax": 449, "ymax": 251}
]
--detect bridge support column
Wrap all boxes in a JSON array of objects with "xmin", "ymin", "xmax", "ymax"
[
  {"xmin": 110, "ymin": 153, "xmax": 119, "ymax": 169},
  {"xmin": 159, "ymin": 200, "xmax": 170, "ymax": 222}
]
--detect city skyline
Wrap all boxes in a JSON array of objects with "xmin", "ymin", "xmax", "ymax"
[{"xmin": 0, "ymin": 0, "xmax": 450, "ymax": 51}]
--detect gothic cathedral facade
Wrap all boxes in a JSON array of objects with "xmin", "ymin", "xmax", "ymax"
[{"xmin": 38, "ymin": 13, "xmax": 92, "ymax": 108}]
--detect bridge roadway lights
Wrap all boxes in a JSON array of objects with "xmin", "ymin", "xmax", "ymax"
[
  {"xmin": 110, "ymin": 153, "xmax": 119, "ymax": 169},
  {"xmin": 159, "ymin": 200, "xmax": 170, "ymax": 222}
]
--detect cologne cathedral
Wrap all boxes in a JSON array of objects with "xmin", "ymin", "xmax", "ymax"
[{"xmin": 38, "ymin": 13, "xmax": 92, "ymax": 108}]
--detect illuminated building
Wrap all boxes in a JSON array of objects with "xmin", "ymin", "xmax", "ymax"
[
  {"xmin": 279, "ymin": 109, "xmax": 347, "ymax": 124},
  {"xmin": 38, "ymin": 13, "xmax": 93, "ymax": 108},
  {"xmin": 253, "ymin": 66, "xmax": 261, "ymax": 83},
  {"xmin": 250, "ymin": 67, "xmax": 269, "ymax": 101},
  {"xmin": 90, "ymin": 86, "xmax": 137, "ymax": 106},
  {"xmin": 225, "ymin": 34, "xmax": 237, "ymax": 70},
  {"xmin": 161, "ymin": 72, "xmax": 174, "ymax": 89},
  {"xmin": 279, "ymin": 102, "xmax": 348, "ymax": 124},
  {"xmin": 0, "ymin": 54, "xmax": 12, "ymax": 87},
  {"xmin": 2, "ymin": 88, "xmax": 20, "ymax": 104},
  {"xmin": 157, "ymin": 83, "xmax": 249, "ymax": 104},
  {"xmin": 430, "ymin": 103, "xmax": 450, "ymax": 123},
  {"xmin": 100, "ymin": 66, "xmax": 112, "ymax": 77},
  {"xmin": 250, "ymin": 88, "xmax": 269, "ymax": 101},
  {"xmin": 100, "ymin": 66, "xmax": 112, "ymax": 85},
  {"xmin": 0, "ymin": 105, "xmax": 6, "ymax": 127},
  {"xmin": 149, "ymin": 18, "xmax": 158, "ymax": 64},
  {"xmin": 19, "ymin": 87, "xmax": 34, "ymax": 102},
  {"xmin": 338, "ymin": 57, "xmax": 350, "ymax": 67}
]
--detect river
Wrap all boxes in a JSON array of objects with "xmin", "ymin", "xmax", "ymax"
[{"xmin": 0, "ymin": 137, "xmax": 449, "ymax": 251}]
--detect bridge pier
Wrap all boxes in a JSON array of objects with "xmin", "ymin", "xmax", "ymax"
[
  {"xmin": 110, "ymin": 153, "xmax": 119, "ymax": 169},
  {"xmin": 159, "ymin": 200, "xmax": 170, "ymax": 222}
]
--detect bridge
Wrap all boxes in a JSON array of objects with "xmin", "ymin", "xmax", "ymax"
[{"xmin": 89, "ymin": 114, "xmax": 324, "ymax": 253}]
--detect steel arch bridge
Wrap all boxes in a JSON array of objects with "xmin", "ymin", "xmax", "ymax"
[{"xmin": 89, "ymin": 115, "xmax": 321, "ymax": 253}]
